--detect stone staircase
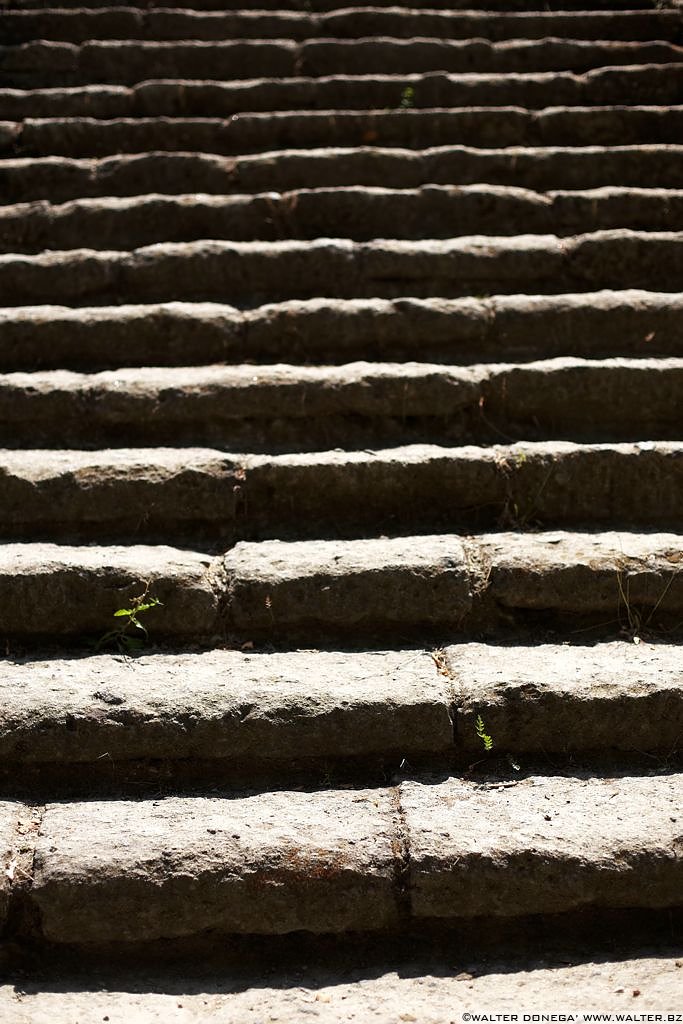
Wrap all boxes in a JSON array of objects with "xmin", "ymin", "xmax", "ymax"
[{"xmin": 0, "ymin": 0, "xmax": 682, "ymax": 1016}]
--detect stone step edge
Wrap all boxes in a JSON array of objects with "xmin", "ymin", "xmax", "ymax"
[
  {"xmin": 1, "ymin": 358, "xmax": 680, "ymax": 449},
  {"xmin": 1, "ymin": 530, "xmax": 682, "ymax": 642},
  {"xmin": 0, "ymin": 771, "xmax": 680, "ymax": 944},
  {"xmin": 0, "ymin": 442, "xmax": 681, "ymax": 542},
  {"xmin": 4, "ymin": 230, "xmax": 683, "ymax": 305},
  {"xmin": 5, "ymin": 145, "xmax": 683, "ymax": 205},
  {"xmin": 3, "ymin": 64, "xmax": 681, "ymax": 121},
  {"xmin": 6, "ymin": 106, "xmax": 683, "ymax": 158},
  {"xmin": 0, "ymin": 641, "xmax": 680, "ymax": 771},
  {"xmin": 5, "ymin": 7, "xmax": 681, "ymax": 45},
  {"xmin": 1, "ymin": 290, "xmax": 680, "ymax": 370},
  {"xmin": 8, "ymin": 185, "xmax": 683, "ymax": 252}
]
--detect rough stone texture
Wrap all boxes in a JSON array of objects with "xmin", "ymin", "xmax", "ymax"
[
  {"xmin": 6, "ymin": 185, "xmax": 683, "ymax": 253},
  {"xmin": 6, "ymin": 108, "xmax": 682, "ymax": 162},
  {"xmin": 478, "ymin": 530, "xmax": 683, "ymax": 618},
  {"xmin": 401, "ymin": 774, "xmax": 683, "ymax": 919},
  {"xmin": 0, "ymin": 442, "xmax": 681, "ymax": 544},
  {"xmin": 0, "ymin": 362, "xmax": 484, "ymax": 449},
  {"xmin": 32, "ymin": 789, "xmax": 399, "ymax": 941},
  {"xmin": 0, "ymin": 802, "xmax": 23, "ymax": 931},
  {"xmin": 5, "ymin": 9, "xmax": 680, "ymax": 44},
  {"xmin": 2, "ymin": 957, "xmax": 683, "ymax": 1021},
  {"xmin": 0, "ymin": 291, "xmax": 680, "ymax": 371},
  {"xmin": 4, "ymin": 67, "xmax": 683, "ymax": 123},
  {"xmin": 446, "ymin": 641, "xmax": 683, "ymax": 754},
  {"xmin": 225, "ymin": 535, "xmax": 472, "ymax": 637},
  {"xmin": 2, "ymin": 232, "xmax": 683, "ymax": 306},
  {"xmin": 0, "ymin": 649, "xmax": 452, "ymax": 764},
  {"xmin": 4, "ymin": 148, "xmax": 683, "ymax": 204},
  {"xmin": 1, "ymin": 359, "xmax": 680, "ymax": 450},
  {"xmin": 4, "ymin": 38, "xmax": 681, "ymax": 88},
  {"xmin": 0, "ymin": 544, "xmax": 223, "ymax": 641}
]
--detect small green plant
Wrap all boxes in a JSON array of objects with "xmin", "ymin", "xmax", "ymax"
[
  {"xmin": 475, "ymin": 714, "xmax": 494, "ymax": 752},
  {"xmin": 400, "ymin": 86, "xmax": 415, "ymax": 108},
  {"xmin": 96, "ymin": 595, "xmax": 162, "ymax": 653}
]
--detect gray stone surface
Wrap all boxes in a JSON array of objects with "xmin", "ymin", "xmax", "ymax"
[
  {"xmin": 478, "ymin": 530, "xmax": 683, "ymax": 616},
  {"xmin": 225, "ymin": 535, "xmax": 472, "ymax": 636},
  {"xmin": 0, "ymin": 649, "xmax": 452, "ymax": 763},
  {"xmin": 401, "ymin": 774, "xmax": 683, "ymax": 919},
  {"xmin": 0, "ymin": 543, "xmax": 223, "ymax": 641},
  {"xmin": 447, "ymin": 641, "xmax": 683, "ymax": 754},
  {"xmin": 32, "ymin": 789, "xmax": 399, "ymax": 941}
]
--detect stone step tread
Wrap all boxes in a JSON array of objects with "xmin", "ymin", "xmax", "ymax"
[
  {"xmin": 1, "ymin": 531, "xmax": 682, "ymax": 642},
  {"xmin": 2, "ymin": 956, "xmax": 682, "ymax": 1021},
  {"xmin": 6, "ymin": 0, "xmax": 660, "ymax": 10},
  {"xmin": 6, "ymin": 8, "xmax": 681, "ymax": 43},
  {"xmin": 0, "ymin": 642, "xmax": 681, "ymax": 770},
  {"xmin": 2, "ymin": 231, "xmax": 683, "ymax": 305},
  {"xmin": 222, "ymin": 530, "xmax": 683, "ymax": 640},
  {"xmin": 6, "ymin": 185, "xmax": 683, "ymax": 252},
  {"xmin": 0, "ymin": 648, "xmax": 454, "ymax": 766},
  {"xmin": 2, "ymin": 291, "xmax": 681, "ymax": 371},
  {"xmin": 5, "ymin": 39, "xmax": 681, "ymax": 89},
  {"xmin": 1, "ymin": 358, "xmax": 680, "ymax": 449},
  {"xmin": 4, "ymin": 146, "xmax": 682, "ymax": 203},
  {"xmin": 445, "ymin": 640, "xmax": 683, "ymax": 754},
  {"xmin": 4, "ymin": 65, "xmax": 682, "ymax": 120},
  {"xmin": 1, "ymin": 441, "xmax": 681, "ymax": 542},
  {"xmin": 6, "ymin": 106, "xmax": 681, "ymax": 156},
  {"xmin": 0, "ymin": 772, "xmax": 680, "ymax": 942}
]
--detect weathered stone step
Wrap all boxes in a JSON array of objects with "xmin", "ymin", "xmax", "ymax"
[
  {"xmin": 446, "ymin": 641, "xmax": 683, "ymax": 757},
  {"xmin": 6, "ymin": 107, "xmax": 681, "ymax": 159},
  {"xmin": 1, "ymin": 443, "xmax": 681, "ymax": 545},
  {"xmin": 4, "ymin": 146, "xmax": 682, "ymax": 205},
  {"xmin": 6, "ymin": 8, "xmax": 680, "ymax": 44},
  {"xmin": 1, "ymin": 232, "xmax": 682, "ymax": 306},
  {"xmin": 5, "ymin": 65, "xmax": 681, "ymax": 120},
  {"xmin": 0, "ymin": 543, "xmax": 224, "ymax": 643},
  {"xmin": 223, "ymin": 531, "xmax": 683, "ymax": 641},
  {"xmin": 2, "ymin": 955, "xmax": 682, "ymax": 1020},
  {"xmin": 0, "ymin": 649, "xmax": 453, "ymax": 769},
  {"xmin": 0, "ymin": 772, "xmax": 678, "ymax": 944},
  {"xmin": 5, "ymin": 38, "xmax": 682, "ymax": 88},
  {"xmin": 2, "ymin": 0, "xmax": 665, "ymax": 12},
  {"xmin": 1, "ymin": 359, "xmax": 681, "ymax": 450},
  {"xmin": 7, "ymin": 186, "xmax": 683, "ymax": 253},
  {"xmin": 0, "ymin": 642, "xmax": 679, "ymax": 778},
  {"xmin": 2, "ymin": 532, "xmax": 682, "ymax": 643},
  {"xmin": 2, "ymin": 291, "xmax": 681, "ymax": 372}
]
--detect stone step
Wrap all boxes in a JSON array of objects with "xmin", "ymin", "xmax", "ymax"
[
  {"xmin": 1, "ymin": 231, "xmax": 682, "ymax": 305},
  {"xmin": 2, "ymin": 955, "xmax": 683, "ymax": 1020},
  {"xmin": 0, "ymin": 543, "xmax": 224, "ymax": 644},
  {"xmin": 2, "ymin": 531, "xmax": 680, "ymax": 643},
  {"xmin": 6, "ymin": 186, "xmax": 683, "ymax": 253},
  {"xmin": 0, "ymin": 772, "xmax": 679, "ymax": 944},
  {"xmin": 3, "ymin": 291, "xmax": 678, "ymax": 372},
  {"xmin": 4, "ymin": 38, "xmax": 682, "ymax": 89},
  {"xmin": 5, "ymin": 8, "xmax": 681, "ymax": 44},
  {"xmin": 446, "ymin": 641, "xmax": 683, "ymax": 757},
  {"xmin": 222, "ymin": 531, "xmax": 683, "ymax": 642},
  {"xmin": 0, "ymin": 442, "xmax": 680, "ymax": 545},
  {"xmin": 2, "ymin": 0, "xmax": 665, "ymax": 12},
  {"xmin": 1, "ymin": 359, "xmax": 680, "ymax": 450},
  {"xmin": 3, "ymin": 146, "xmax": 682, "ymax": 205},
  {"xmin": 0, "ymin": 649, "xmax": 453, "ymax": 770},
  {"xmin": 5, "ymin": 107, "xmax": 682, "ymax": 159},
  {"xmin": 4, "ymin": 65, "xmax": 682, "ymax": 120},
  {"xmin": 0, "ymin": 642, "xmax": 679, "ymax": 777}
]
